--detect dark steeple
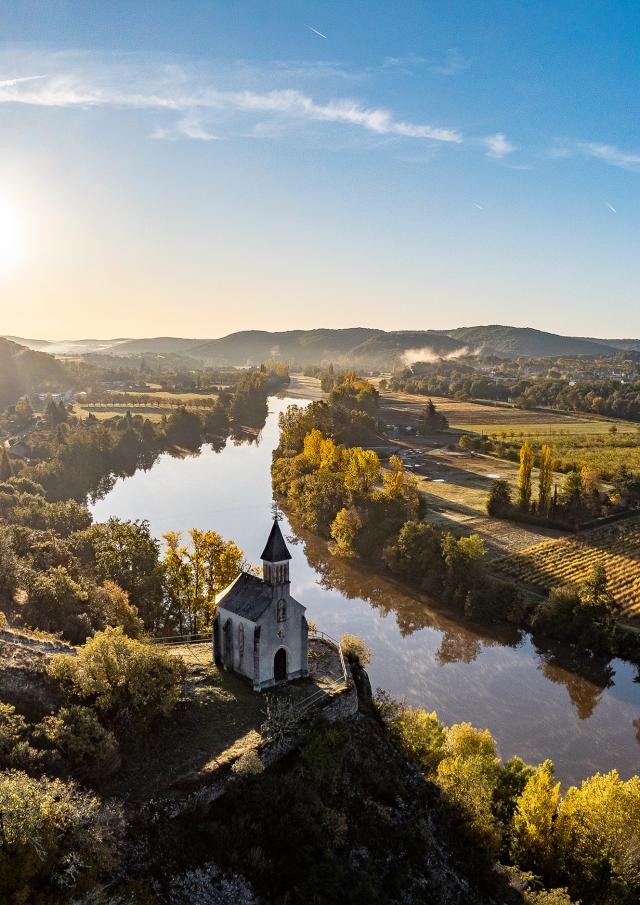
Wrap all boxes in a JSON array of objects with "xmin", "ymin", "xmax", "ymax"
[{"xmin": 260, "ymin": 518, "xmax": 291, "ymax": 563}]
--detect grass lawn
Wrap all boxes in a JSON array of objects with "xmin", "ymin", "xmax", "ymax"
[{"xmin": 116, "ymin": 650, "xmax": 266, "ymax": 798}]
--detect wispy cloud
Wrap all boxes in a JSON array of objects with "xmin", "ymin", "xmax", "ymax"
[
  {"xmin": 577, "ymin": 141, "xmax": 640, "ymax": 172},
  {"xmin": 0, "ymin": 55, "xmax": 463, "ymax": 145},
  {"xmin": 431, "ymin": 48, "xmax": 472, "ymax": 76},
  {"xmin": 483, "ymin": 132, "xmax": 517, "ymax": 159}
]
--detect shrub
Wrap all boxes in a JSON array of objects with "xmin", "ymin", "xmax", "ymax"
[
  {"xmin": 339, "ymin": 633, "xmax": 371, "ymax": 666},
  {"xmin": 0, "ymin": 769, "xmax": 123, "ymax": 903},
  {"xmin": 231, "ymin": 749, "xmax": 264, "ymax": 778},
  {"xmin": 0, "ymin": 703, "xmax": 41, "ymax": 770},
  {"xmin": 34, "ymin": 705, "xmax": 120, "ymax": 781},
  {"xmin": 47, "ymin": 627, "xmax": 186, "ymax": 729},
  {"xmin": 23, "ymin": 566, "xmax": 93, "ymax": 643}
]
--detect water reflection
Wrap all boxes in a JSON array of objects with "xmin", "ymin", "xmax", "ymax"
[{"xmin": 89, "ymin": 394, "xmax": 640, "ymax": 785}]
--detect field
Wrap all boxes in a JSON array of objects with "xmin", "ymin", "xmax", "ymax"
[
  {"xmin": 378, "ymin": 387, "xmax": 640, "ymax": 476},
  {"xmin": 494, "ymin": 518, "xmax": 640, "ymax": 621},
  {"xmin": 74, "ymin": 404, "xmax": 167, "ymax": 422},
  {"xmin": 379, "ymin": 388, "xmax": 634, "ymax": 430}
]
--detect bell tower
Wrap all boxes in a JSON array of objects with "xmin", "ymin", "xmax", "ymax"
[{"xmin": 260, "ymin": 513, "xmax": 292, "ymax": 598}]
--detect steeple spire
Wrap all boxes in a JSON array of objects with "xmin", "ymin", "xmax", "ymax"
[{"xmin": 261, "ymin": 516, "xmax": 291, "ymax": 590}]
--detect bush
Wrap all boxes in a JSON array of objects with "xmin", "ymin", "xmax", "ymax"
[
  {"xmin": 0, "ymin": 769, "xmax": 123, "ymax": 903},
  {"xmin": 231, "ymin": 749, "xmax": 264, "ymax": 778},
  {"xmin": 0, "ymin": 703, "xmax": 41, "ymax": 770},
  {"xmin": 34, "ymin": 705, "xmax": 120, "ymax": 781},
  {"xmin": 47, "ymin": 627, "xmax": 186, "ymax": 730},
  {"xmin": 487, "ymin": 478, "xmax": 513, "ymax": 516},
  {"xmin": 340, "ymin": 633, "xmax": 371, "ymax": 666}
]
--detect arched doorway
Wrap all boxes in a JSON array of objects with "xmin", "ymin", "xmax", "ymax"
[{"xmin": 274, "ymin": 647, "xmax": 287, "ymax": 682}]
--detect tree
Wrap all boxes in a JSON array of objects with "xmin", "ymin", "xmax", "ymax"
[
  {"xmin": 581, "ymin": 562, "xmax": 613, "ymax": 609},
  {"xmin": 487, "ymin": 478, "xmax": 512, "ymax": 516},
  {"xmin": 510, "ymin": 760, "xmax": 560, "ymax": 877},
  {"xmin": 554, "ymin": 770, "xmax": 640, "ymax": 904},
  {"xmin": 0, "ymin": 446, "xmax": 12, "ymax": 481},
  {"xmin": 343, "ymin": 447, "xmax": 381, "ymax": 496},
  {"xmin": 77, "ymin": 518, "xmax": 163, "ymax": 628},
  {"xmin": 418, "ymin": 399, "xmax": 448, "ymax": 435},
  {"xmin": 162, "ymin": 531, "xmax": 192, "ymax": 634},
  {"xmin": 436, "ymin": 723, "xmax": 501, "ymax": 848},
  {"xmin": 518, "ymin": 440, "xmax": 534, "ymax": 510},
  {"xmin": 330, "ymin": 507, "xmax": 362, "ymax": 556},
  {"xmin": 538, "ymin": 444, "xmax": 554, "ymax": 512}
]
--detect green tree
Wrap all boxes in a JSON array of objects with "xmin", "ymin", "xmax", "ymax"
[
  {"xmin": 487, "ymin": 478, "xmax": 512, "ymax": 516},
  {"xmin": 518, "ymin": 440, "xmax": 534, "ymax": 510}
]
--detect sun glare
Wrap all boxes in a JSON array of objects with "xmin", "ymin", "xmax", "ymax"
[{"xmin": 0, "ymin": 199, "xmax": 24, "ymax": 275}]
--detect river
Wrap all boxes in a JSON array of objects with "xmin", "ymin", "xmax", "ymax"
[{"xmin": 90, "ymin": 394, "xmax": 640, "ymax": 786}]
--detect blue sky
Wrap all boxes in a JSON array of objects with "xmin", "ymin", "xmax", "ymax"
[{"xmin": 0, "ymin": 1, "xmax": 638, "ymax": 339}]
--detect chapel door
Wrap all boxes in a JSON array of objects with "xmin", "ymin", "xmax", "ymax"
[{"xmin": 274, "ymin": 647, "xmax": 287, "ymax": 682}]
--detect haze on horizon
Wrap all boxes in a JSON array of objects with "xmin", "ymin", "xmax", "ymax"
[{"xmin": 0, "ymin": 1, "xmax": 639, "ymax": 341}]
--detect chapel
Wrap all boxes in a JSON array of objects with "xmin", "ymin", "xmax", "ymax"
[{"xmin": 213, "ymin": 517, "xmax": 309, "ymax": 691}]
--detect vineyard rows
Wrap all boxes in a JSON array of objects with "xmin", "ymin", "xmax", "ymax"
[{"xmin": 495, "ymin": 519, "xmax": 640, "ymax": 620}]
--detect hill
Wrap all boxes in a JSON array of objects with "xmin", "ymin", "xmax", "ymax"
[
  {"xmin": 0, "ymin": 338, "xmax": 69, "ymax": 408},
  {"xmin": 440, "ymin": 325, "xmax": 621, "ymax": 358},
  {"xmin": 6, "ymin": 326, "xmax": 640, "ymax": 368}
]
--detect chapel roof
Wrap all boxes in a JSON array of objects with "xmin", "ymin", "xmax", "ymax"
[
  {"xmin": 216, "ymin": 571, "xmax": 274, "ymax": 621},
  {"xmin": 260, "ymin": 518, "xmax": 291, "ymax": 562}
]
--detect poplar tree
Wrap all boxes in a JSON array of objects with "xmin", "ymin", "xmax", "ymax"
[
  {"xmin": 538, "ymin": 443, "xmax": 553, "ymax": 512},
  {"xmin": 517, "ymin": 440, "xmax": 534, "ymax": 510},
  {"xmin": 0, "ymin": 447, "xmax": 12, "ymax": 481}
]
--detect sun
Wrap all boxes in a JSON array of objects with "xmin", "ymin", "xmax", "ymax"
[{"xmin": 0, "ymin": 199, "xmax": 24, "ymax": 275}]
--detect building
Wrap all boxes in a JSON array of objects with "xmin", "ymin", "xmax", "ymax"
[{"xmin": 213, "ymin": 518, "xmax": 309, "ymax": 691}]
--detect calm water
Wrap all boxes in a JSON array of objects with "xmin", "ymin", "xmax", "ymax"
[{"xmin": 90, "ymin": 395, "xmax": 640, "ymax": 786}]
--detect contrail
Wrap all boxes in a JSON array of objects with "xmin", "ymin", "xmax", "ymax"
[
  {"xmin": 306, "ymin": 25, "xmax": 328, "ymax": 39},
  {"xmin": 606, "ymin": 202, "xmax": 617, "ymax": 213},
  {"xmin": 0, "ymin": 75, "xmax": 47, "ymax": 88},
  {"xmin": 473, "ymin": 202, "xmax": 484, "ymax": 210}
]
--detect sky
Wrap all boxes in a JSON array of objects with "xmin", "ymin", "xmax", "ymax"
[{"xmin": 0, "ymin": 0, "xmax": 639, "ymax": 340}]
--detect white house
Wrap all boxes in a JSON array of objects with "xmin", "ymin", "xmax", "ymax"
[{"xmin": 213, "ymin": 518, "xmax": 309, "ymax": 691}]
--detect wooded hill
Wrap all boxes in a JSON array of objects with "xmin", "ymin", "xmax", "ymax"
[
  {"xmin": 0, "ymin": 338, "xmax": 69, "ymax": 409},
  {"xmin": 6, "ymin": 325, "xmax": 640, "ymax": 368}
]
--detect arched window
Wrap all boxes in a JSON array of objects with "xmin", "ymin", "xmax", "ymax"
[
  {"xmin": 277, "ymin": 598, "xmax": 287, "ymax": 622},
  {"xmin": 239, "ymin": 623, "xmax": 245, "ymax": 658}
]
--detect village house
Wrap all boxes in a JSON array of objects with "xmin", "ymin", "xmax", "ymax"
[{"xmin": 213, "ymin": 517, "xmax": 309, "ymax": 691}]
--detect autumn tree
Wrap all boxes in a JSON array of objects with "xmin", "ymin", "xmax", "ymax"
[
  {"xmin": 510, "ymin": 759, "xmax": 560, "ymax": 877},
  {"xmin": 518, "ymin": 440, "xmax": 534, "ymax": 510},
  {"xmin": 0, "ymin": 446, "xmax": 12, "ymax": 481},
  {"xmin": 538, "ymin": 443, "xmax": 553, "ymax": 512},
  {"xmin": 330, "ymin": 507, "xmax": 362, "ymax": 556}
]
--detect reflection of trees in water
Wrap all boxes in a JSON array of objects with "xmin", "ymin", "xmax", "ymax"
[
  {"xmin": 292, "ymin": 522, "xmax": 522, "ymax": 662},
  {"xmin": 290, "ymin": 520, "xmax": 621, "ymax": 723},
  {"xmin": 435, "ymin": 631, "xmax": 481, "ymax": 665},
  {"xmin": 534, "ymin": 637, "xmax": 615, "ymax": 720},
  {"xmin": 634, "ymin": 718, "xmax": 640, "ymax": 744}
]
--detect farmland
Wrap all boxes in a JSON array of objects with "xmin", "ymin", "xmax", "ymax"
[{"xmin": 494, "ymin": 518, "xmax": 640, "ymax": 621}]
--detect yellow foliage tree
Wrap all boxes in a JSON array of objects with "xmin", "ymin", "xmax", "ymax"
[
  {"xmin": 330, "ymin": 507, "xmax": 362, "ymax": 556},
  {"xmin": 343, "ymin": 447, "xmax": 381, "ymax": 496},
  {"xmin": 538, "ymin": 443, "xmax": 553, "ymax": 512},
  {"xmin": 518, "ymin": 440, "xmax": 534, "ymax": 510},
  {"xmin": 510, "ymin": 759, "xmax": 560, "ymax": 876}
]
